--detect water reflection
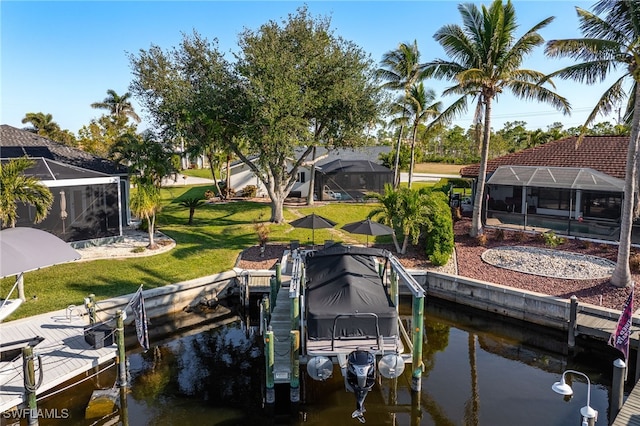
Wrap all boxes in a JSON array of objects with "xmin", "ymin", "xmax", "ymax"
[{"xmin": 32, "ymin": 299, "xmax": 631, "ymax": 425}]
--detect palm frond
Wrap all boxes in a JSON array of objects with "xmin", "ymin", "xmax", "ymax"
[{"xmin": 506, "ymin": 80, "xmax": 571, "ymax": 114}]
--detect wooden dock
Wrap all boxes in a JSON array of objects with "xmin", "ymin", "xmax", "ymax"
[
  {"xmin": 612, "ymin": 378, "xmax": 640, "ymax": 426},
  {"xmin": 0, "ymin": 308, "xmax": 118, "ymax": 413},
  {"xmin": 270, "ymin": 282, "xmax": 292, "ymax": 383}
]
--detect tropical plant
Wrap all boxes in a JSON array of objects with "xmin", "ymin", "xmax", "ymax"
[
  {"xmin": 391, "ymin": 82, "xmax": 442, "ymax": 188},
  {"xmin": 366, "ymin": 183, "xmax": 402, "ymax": 253},
  {"xmin": 544, "ymin": 0, "xmax": 640, "ymax": 288},
  {"xmin": 0, "ymin": 157, "xmax": 53, "ymax": 228},
  {"xmin": 428, "ymin": 0, "xmax": 570, "ymax": 237},
  {"xmin": 110, "ymin": 131, "xmax": 176, "ymax": 188},
  {"xmin": 91, "ymin": 89, "xmax": 141, "ymax": 123},
  {"xmin": 179, "ymin": 197, "xmax": 205, "ymax": 225},
  {"xmin": 130, "ymin": 180, "xmax": 161, "ymax": 249},
  {"xmin": 377, "ymin": 40, "xmax": 428, "ymax": 187},
  {"xmin": 21, "ymin": 112, "xmax": 61, "ymax": 136},
  {"xmin": 423, "ymin": 191, "xmax": 454, "ymax": 266}
]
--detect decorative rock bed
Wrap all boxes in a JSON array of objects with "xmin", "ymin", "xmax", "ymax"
[{"xmin": 481, "ymin": 246, "xmax": 616, "ymax": 280}]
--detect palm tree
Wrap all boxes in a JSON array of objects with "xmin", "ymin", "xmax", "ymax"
[
  {"xmin": 428, "ymin": 0, "xmax": 570, "ymax": 237},
  {"xmin": 21, "ymin": 112, "xmax": 61, "ymax": 139},
  {"xmin": 130, "ymin": 179, "xmax": 161, "ymax": 249},
  {"xmin": 179, "ymin": 197, "xmax": 205, "ymax": 225},
  {"xmin": 377, "ymin": 41, "xmax": 427, "ymax": 188},
  {"xmin": 367, "ymin": 183, "xmax": 402, "ymax": 253},
  {"xmin": 0, "ymin": 157, "xmax": 53, "ymax": 228},
  {"xmin": 91, "ymin": 89, "xmax": 141, "ymax": 123},
  {"xmin": 391, "ymin": 83, "xmax": 442, "ymax": 189},
  {"xmin": 544, "ymin": 0, "xmax": 640, "ymax": 288}
]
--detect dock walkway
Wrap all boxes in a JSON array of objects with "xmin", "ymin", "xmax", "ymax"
[
  {"xmin": 0, "ymin": 308, "xmax": 117, "ymax": 413},
  {"xmin": 612, "ymin": 378, "xmax": 640, "ymax": 426},
  {"xmin": 270, "ymin": 281, "xmax": 292, "ymax": 383}
]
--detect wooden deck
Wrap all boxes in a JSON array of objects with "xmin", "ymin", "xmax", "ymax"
[
  {"xmin": 270, "ymin": 281, "xmax": 292, "ymax": 384},
  {"xmin": 612, "ymin": 378, "xmax": 640, "ymax": 426},
  {"xmin": 0, "ymin": 308, "xmax": 117, "ymax": 413}
]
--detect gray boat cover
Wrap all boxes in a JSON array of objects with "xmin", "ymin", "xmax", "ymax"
[{"xmin": 305, "ymin": 245, "xmax": 398, "ymax": 339}]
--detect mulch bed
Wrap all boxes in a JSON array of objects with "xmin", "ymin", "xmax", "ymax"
[{"xmin": 235, "ymin": 217, "xmax": 636, "ymax": 310}]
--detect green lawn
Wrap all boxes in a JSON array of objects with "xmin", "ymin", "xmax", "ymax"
[{"xmin": 1, "ymin": 186, "xmax": 390, "ymax": 320}]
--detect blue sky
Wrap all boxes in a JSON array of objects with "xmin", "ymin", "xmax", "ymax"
[{"xmin": 1, "ymin": 0, "xmax": 622, "ymax": 136}]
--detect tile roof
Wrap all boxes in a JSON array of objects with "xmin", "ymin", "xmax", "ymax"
[
  {"xmin": 0, "ymin": 124, "xmax": 128, "ymax": 175},
  {"xmin": 460, "ymin": 135, "xmax": 629, "ymax": 180}
]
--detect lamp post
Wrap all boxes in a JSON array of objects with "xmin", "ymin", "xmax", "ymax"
[{"xmin": 551, "ymin": 369, "xmax": 598, "ymax": 426}]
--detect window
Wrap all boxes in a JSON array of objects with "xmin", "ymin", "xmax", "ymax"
[
  {"xmin": 538, "ymin": 189, "xmax": 571, "ymax": 210},
  {"xmin": 297, "ymin": 172, "xmax": 306, "ymax": 183}
]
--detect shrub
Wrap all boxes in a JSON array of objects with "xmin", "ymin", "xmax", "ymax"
[
  {"xmin": 477, "ymin": 233, "xmax": 487, "ymax": 246},
  {"xmin": 629, "ymin": 253, "xmax": 640, "ymax": 273},
  {"xmin": 542, "ymin": 231, "xmax": 565, "ymax": 248},
  {"xmin": 131, "ymin": 246, "xmax": 146, "ymax": 254},
  {"xmin": 429, "ymin": 250, "xmax": 451, "ymax": 266},
  {"xmin": 512, "ymin": 231, "xmax": 526, "ymax": 242},
  {"xmin": 204, "ymin": 190, "xmax": 215, "ymax": 199},
  {"xmin": 242, "ymin": 185, "xmax": 257, "ymax": 198},
  {"xmin": 578, "ymin": 239, "xmax": 592, "ymax": 249},
  {"xmin": 424, "ymin": 192, "xmax": 455, "ymax": 262},
  {"xmin": 451, "ymin": 206, "xmax": 462, "ymax": 222},
  {"xmin": 494, "ymin": 228, "xmax": 505, "ymax": 241}
]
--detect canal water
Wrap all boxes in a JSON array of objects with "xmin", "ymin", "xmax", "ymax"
[{"xmin": 24, "ymin": 298, "xmax": 634, "ymax": 426}]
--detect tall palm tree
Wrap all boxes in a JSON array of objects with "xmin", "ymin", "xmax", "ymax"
[
  {"xmin": 0, "ymin": 157, "xmax": 53, "ymax": 228},
  {"xmin": 377, "ymin": 41, "xmax": 427, "ymax": 188},
  {"xmin": 428, "ymin": 0, "xmax": 570, "ymax": 237},
  {"xmin": 544, "ymin": 0, "xmax": 640, "ymax": 288},
  {"xmin": 391, "ymin": 83, "xmax": 443, "ymax": 189},
  {"xmin": 21, "ymin": 112, "xmax": 61, "ymax": 138},
  {"xmin": 91, "ymin": 89, "xmax": 141, "ymax": 123}
]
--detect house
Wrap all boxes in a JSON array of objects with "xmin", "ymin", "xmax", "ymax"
[
  {"xmin": 226, "ymin": 145, "xmax": 392, "ymax": 200},
  {"xmin": 0, "ymin": 125, "xmax": 130, "ymax": 246},
  {"xmin": 459, "ymin": 135, "xmax": 632, "ymax": 242}
]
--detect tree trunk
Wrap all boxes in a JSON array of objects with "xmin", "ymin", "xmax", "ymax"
[
  {"xmin": 146, "ymin": 213, "xmax": 158, "ymax": 250},
  {"xmin": 401, "ymin": 234, "xmax": 409, "ymax": 254},
  {"xmin": 269, "ymin": 193, "xmax": 286, "ymax": 223},
  {"xmin": 408, "ymin": 125, "xmax": 418, "ymax": 189},
  {"xmin": 393, "ymin": 125, "xmax": 404, "ymax": 189},
  {"xmin": 188, "ymin": 207, "xmax": 195, "ymax": 225},
  {"xmin": 470, "ymin": 98, "xmax": 492, "ymax": 238},
  {"xmin": 225, "ymin": 154, "xmax": 231, "ymax": 200},
  {"xmin": 611, "ymin": 86, "xmax": 640, "ymax": 287},
  {"xmin": 307, "ymin": 146, "xmax": 317, "ymax": 206},
  {"xmin": 390, "ymin": 232, "xmax": 401, "ymax": 254}
]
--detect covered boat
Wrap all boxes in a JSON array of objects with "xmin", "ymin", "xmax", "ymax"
[{"xmin": 305, "ymin": 245, "xmax": 398, "ymax": 342}]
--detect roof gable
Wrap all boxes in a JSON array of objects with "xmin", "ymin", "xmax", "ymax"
[
  {"xmin": 0, "ymin": 124, "xmax": 127, "ymax": 175},
  {"xmin": 460, "ymin": 136, "xmax": 628, "ymax": 179}
]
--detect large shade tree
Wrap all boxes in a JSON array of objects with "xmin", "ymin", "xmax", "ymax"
[
  {"xmin": 234, "ymin": 6, "xmax": 381, "ymax": 222},
  {"xmin": 129, "ymin": 32, "xmax": 243, "ymax": 200},
  {"xmin": 545, "ymin": 0, "xmax": 640, "ymax": 288},
  {"xmin": 0, "ymin": 157, "xmax": 53, "ymax": 228},
  {"xmin": 428, "ymin": 0, "xmax": 570, "ymax": 237}
]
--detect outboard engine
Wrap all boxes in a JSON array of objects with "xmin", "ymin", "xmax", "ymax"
[{"xmin": 346, "ymin": 350, "xmax": 376, "ymax": 423}]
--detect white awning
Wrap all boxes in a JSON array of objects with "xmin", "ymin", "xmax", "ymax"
[{"xmin": 487, "ymin": 166, "xmax": 624, "ymax": 192}]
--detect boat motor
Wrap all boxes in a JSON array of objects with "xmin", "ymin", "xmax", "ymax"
[{"xmin": 346, "ymin": 350, "xmax": 376, "ymax": 423}]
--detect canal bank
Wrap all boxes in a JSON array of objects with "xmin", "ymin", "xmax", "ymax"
[{"xmin": 1, "ymin": 258, "xmax": 639, "ymax": 423}]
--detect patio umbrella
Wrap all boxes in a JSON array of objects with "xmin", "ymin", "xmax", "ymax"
[
  {"xmin": 342, "ymin": 218, "xmax": 394, "ymax": 247},
  {"xmin": 289, "ymin": 213, "xmax": 337, "ymax": 247}
]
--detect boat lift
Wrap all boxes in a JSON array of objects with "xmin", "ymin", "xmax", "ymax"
[{"xmin": 260, "ymin": 246, "xmax": 426, "ymax": 419}]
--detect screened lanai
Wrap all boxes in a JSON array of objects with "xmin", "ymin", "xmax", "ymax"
[
  {"xmin": 314, "ymin": 160, "xmax": 392, "ymax": 201},
  {"xmin": 2, "ymin": 158, "xmax": 123, "ymax": 244},
  {"xmin": 484, "ymin": 165, "xmax": 625, "ymax": 241}
]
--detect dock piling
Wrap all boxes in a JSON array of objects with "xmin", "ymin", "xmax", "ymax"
[
  {"xmin": 411, "ymin": 296, "xmax": 424, "ymax": 392},
  {"xmin": 265, "ymin": 328, "xmax": 275, "ymax": 404},
  {"xmin": 116, "ymin": 310, "xmax": 127, "ymax": 386},
  {"xmin": 290, "ymin": 330, "xmax": 300, "ymax": 403},
  {"xmin": 568, "ymin": 295, "xmax": 578, "ymax": 349},
  {"xmin": 611, "ymin": 358, "xmax": 626, "ymax": 421},
  {"xmin": 22, "ymin": 346, "xmax": 39, "ymax": 426}
]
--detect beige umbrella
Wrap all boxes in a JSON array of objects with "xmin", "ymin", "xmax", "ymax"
[{"xmin": 60, "ymin": 190, "xmax": 68, "ymax": 234}]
